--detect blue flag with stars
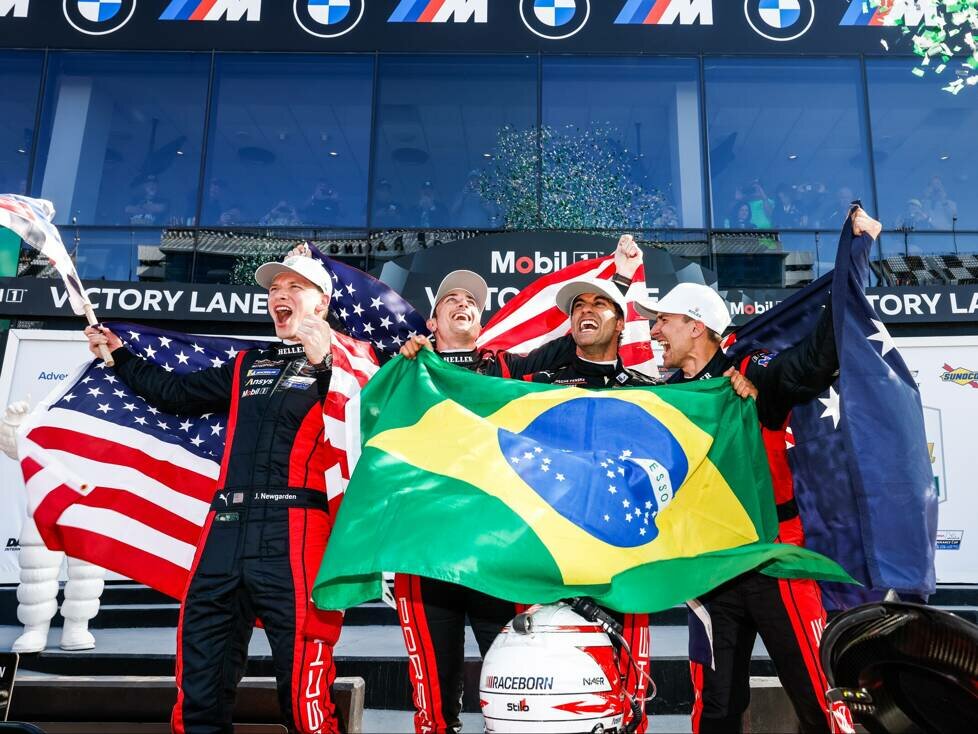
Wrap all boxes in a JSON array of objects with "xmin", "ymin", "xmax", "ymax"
[
  {"xmin": 726, "ymin": 220, "xmax": 938, "ymax": 608},
  {"xmin": 305, "ymin": 244, "xmax": 430, "ymax": 358}
]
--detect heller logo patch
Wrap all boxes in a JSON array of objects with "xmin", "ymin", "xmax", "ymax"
[
  {"xmin": 936, "ymin": 530, "xmax": 963, "ymax": 550},
  {"xmin": 63, "ymin": 0, "xmax": 137, "ymax": 35},
  {"xmin": 616, "ymin": 0, "xmax": 713, "ymax": 25},
  {"xmin": 744, "ymin": 0, "xmax": 814, "ymax": 42},
  {"xmin": 940, "ymin": 364, "xmax": 978, "ymax": 388},
  {"xmin": 293, "ymin": 0, "xmax": 365, "ymax": 37}
]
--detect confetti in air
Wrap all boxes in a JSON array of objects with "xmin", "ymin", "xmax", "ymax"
[{"xmin": 871, "ymin": 0, "xmax": 978, "ymax": 94}]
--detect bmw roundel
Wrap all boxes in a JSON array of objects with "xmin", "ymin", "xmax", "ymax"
[
  {"xmin": 744, "ymin": 0, "xmax": 814, "ymax": 42},
  {"xmin": 63, "ymin": 0, "xmax": 137, "ymax": 35},
  {"xmin": 520, "ymin": 0, "xmax": 590, "ymax": 40},
  {"xmin": 294, "ymin": 0, "xmax": 365, "ymax": 38}
]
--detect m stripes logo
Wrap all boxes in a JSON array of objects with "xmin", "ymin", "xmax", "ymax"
[
  {"xmin": 839, "ymin": 0, "xmax": 939, "ymax": 27},
  {"xmin": 388, "ymin": 0, "xmax": 487, "ymax": 23},
  {"xmin": 159, "ymin": 0, "xmax": 261, "ymax": 21},
  {"xmin": 615, "ymin": 0, "xmax": 713, "ymax": 26}
]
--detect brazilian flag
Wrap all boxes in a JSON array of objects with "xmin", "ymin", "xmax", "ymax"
[{"xmin": 312, "ymin": 351, "xmax": 853, "ymax": 612}]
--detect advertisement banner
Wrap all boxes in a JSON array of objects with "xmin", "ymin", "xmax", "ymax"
[
  {"xmin": 896, "ymin": 336, "xmax": 978, "ymax": 584},
  {"xmin": 0, "ymin": 1, "xmax": 948, "ymax": 56},
  {"xmin": 0, "ymin": 330, "xmax": 93, "ymax": 583}
]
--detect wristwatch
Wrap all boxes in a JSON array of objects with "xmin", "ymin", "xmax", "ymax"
[{"xmin": 312, "ymin": 353, "xmax": 333, "ymax": 372}]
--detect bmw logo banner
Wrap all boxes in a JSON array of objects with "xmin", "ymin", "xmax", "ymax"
[
  {"xmin": 63, "ymin": 0, "xmax": 137, "ymax": 35},
  {"xmin": 520, "ymin": 0, "xmax": 590, "ymax": 40},
  {"xmin": 744, "ymin": 0, "xmax": 815, "ymax": 42},
  {"xmin": 293, "ymin": 0, "xmax": 364, "ymax": 38}
]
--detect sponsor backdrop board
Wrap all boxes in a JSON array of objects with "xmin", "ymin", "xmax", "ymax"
[
  {"xmin": 0, "ymin": 330, "xmax": 93, "ymax": 583},
  {"xmin": 0, "ymin": 1, "xmax": 951, "ymax": 56},
  {"xmin": 896, "ymin": 336, "xmax": 978, "ymax": 584}
]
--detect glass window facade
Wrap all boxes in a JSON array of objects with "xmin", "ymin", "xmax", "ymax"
[
  {"xmin": 0, "ymin": 51, "xmax": 42, "ymax": 196},
  {"xmin": 867, "ymin": 58, "xmax": 978, "ymax": 232},
  {"xmin": 542, "ymin": 57, "xmax": 704, "ymax": 230},
  {"xmin": 203, "ymin": 55, "xmax": 374, "ymax": 228},
  {"xmin": 31, "ymin": 52, "xmax": 210, "ymax": 228},
  {"xmin": 6, "ymin": 49, "xmax": 975, "ymax": 287},
  {"xmin": 372, "ymin": 56, "xmax": 536, "ymax": 230}
]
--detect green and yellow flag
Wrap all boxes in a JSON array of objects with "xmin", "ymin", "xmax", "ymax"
[{"xmin": 312, "ymin": 351, "xmax": 852, "ymax": 613}]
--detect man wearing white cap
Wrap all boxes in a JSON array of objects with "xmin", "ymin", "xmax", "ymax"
[
  {"xmin": 634, "ymin": 208, "xmax": 882, "ymax": 734},
  {"xmin": 395, "ymin": 265, "xmax": 590, "ymax": 734},
  {"xmin": 84, "ymin": 253, "xmax": 342, "ymax": 734}
]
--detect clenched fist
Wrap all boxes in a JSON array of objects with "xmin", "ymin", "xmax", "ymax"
[
  {"xmin": 296, "ymin": 315, "xmax": 332, "ymax": 365},
  {"xmin": 614, "ymin": 234, "xmax": 643, "ymax": 281},
  {"xmin": 399, "ymin": 334, "xmax": 433, "ymax": 360}
]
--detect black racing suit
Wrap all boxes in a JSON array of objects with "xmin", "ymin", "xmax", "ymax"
[
  {"xmin": 525, "ymin": 356, "xmax": 658, "ymax": 734},
  {"xmin": 395, "ymin": 336, "xmax": 578, "ymax": 734},
  {"xmin": 671, "ymin": 309, "xmax": 852, "ymax": 734},
  {"xmin": 111, "ymin": 342, "xmax": 342, "ymax": 734}
]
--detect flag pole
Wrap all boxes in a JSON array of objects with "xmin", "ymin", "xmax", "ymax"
[{"xmin": 82, "ymin": 302, "xmax": 114, "ymax": 367}]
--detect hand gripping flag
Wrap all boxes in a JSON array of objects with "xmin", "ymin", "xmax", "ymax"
[
  {"xmin": 0, "ymin": 194, "xmax": 87, "ymax": 315},
  {"xmin": 16, "ymin": 323, "xmax": 377, "ymax": 599},
  {"xmin": 724, "ymin": 218, "xmax": 937, "ymax": 608},
  {"xmin": 311, "ymin": 351, "xmax": 851, "ymax": 613}
]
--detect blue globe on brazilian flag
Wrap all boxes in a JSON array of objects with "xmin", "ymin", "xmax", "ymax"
[{"xmin": 313, "ymin": 351, "xmax": 852, "ymax": 613}]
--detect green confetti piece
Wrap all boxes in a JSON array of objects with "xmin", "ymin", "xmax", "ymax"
[{"xmin": 913, "ymin": 67, "xmax": 927, "ymax": 77}]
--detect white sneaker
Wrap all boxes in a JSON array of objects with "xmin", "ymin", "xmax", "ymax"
[{"xmin": 12, "ymin": 625, "xmax": 50, "ymax": 654}]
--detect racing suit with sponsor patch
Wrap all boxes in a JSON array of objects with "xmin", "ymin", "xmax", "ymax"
[
  {"xmin": 395, "ymin": 336, "xmax": 578, "ymax": 734},
  {"xmin": 671, "ymin": 308, "xmax": 853, "ymax": 734},
  {"xmin": 524, "ymin": 356, "xmax": 658, "ymax": 734},
  {"xmin": 111, "ymin": 342, "xmax": 341, "ymax": 734}
]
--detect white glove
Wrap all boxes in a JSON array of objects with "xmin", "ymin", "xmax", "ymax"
[{"xmin": 0, "ymin": 400, "xmax": 31, "ymax": 461}]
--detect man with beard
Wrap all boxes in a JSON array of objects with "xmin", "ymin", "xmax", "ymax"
[{"xmin": 632, "ymin": 207, "xmax": 882, "ymax": 734}]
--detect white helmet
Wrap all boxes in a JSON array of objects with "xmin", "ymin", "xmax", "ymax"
[{"xmin": 480, "ymin": 602, "xmax": 626, "ymax": 733}]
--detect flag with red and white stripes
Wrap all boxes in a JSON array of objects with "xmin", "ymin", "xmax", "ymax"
[
  {"xmin": 476, "ymin": 255, "xmax": 658, "ymax": 377},
  {"xmin": 0, "ymin": 194, "xmax": 88, "ymax": 316},
  {"xmin": 17, "ymin": 323, "xmax": 377, "ymax": 599}
]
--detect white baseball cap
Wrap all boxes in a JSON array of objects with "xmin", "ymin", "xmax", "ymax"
[
  {"xmin": 634, "ymin": 283, "xmax": 731, "ymax": 334},
  {"xmin": 554, "ymin": 277, "xmax": 627, "ymax": 316},
  {"xmin": 255, "ymin": 255, "xmax": 333, "ymax": 297},
  {"xmin": 430, "ymin": 270, "xmax": 488, "ymax": 317}
]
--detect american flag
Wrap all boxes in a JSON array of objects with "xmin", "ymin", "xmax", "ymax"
[
  {"xmin": 309, "ymin": 244, "xmax": 656, "ymax": 375},
  {"xmin": 17, "ymin": 322, "xmax": 377, "ymax": 599},
  {"xmin": 0, "ymin": 194, "xmax": 88, "ymax": 316},
  {"xmin": 477, "ymin": 255, "xmax": 658, "ymax": 377},
  {"xmin": 308, "ymin": 245, "xmax": 430, "ymax": 358}
]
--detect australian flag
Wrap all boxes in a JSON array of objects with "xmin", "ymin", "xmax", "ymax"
[
  {"xmin": 305, "ymin": 244, "xmax": 430, "ymax": 358},
  {"xmin": 725, "ymin": 214, "xmax": 938, "ymax": 609}
]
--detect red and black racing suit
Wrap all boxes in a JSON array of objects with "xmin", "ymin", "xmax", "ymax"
[
  {"xmin": 111, "ymin": 342, "xmax": 341, "ymax": 734},
  {"xmin": 669, "ymin": 308, "xmax": 852, "ymax": 734},
  {"xmin": 395, "ymin": 337, "xmax": 579, "ymax": 734},
  {"xmin": 525, "ymin": 356, "xmax": 658, "ymax": 734}
]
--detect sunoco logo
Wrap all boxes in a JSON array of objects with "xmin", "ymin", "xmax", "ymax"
[
  {"xmin": 940, "ymin": 364, "xmax": 978, "ymax": 388},
  {"xmin": 491, "ymin": 250, "xmax": 598, "ymax": 275},
  {"xmin": 63, "ymin": 0, "xmax": 137, "ymax": 35}
]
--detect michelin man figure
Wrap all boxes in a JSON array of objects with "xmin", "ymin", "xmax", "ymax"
[{"xmin": 0, "ymin": 401, "xmax": 105, "ymax": 652}]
